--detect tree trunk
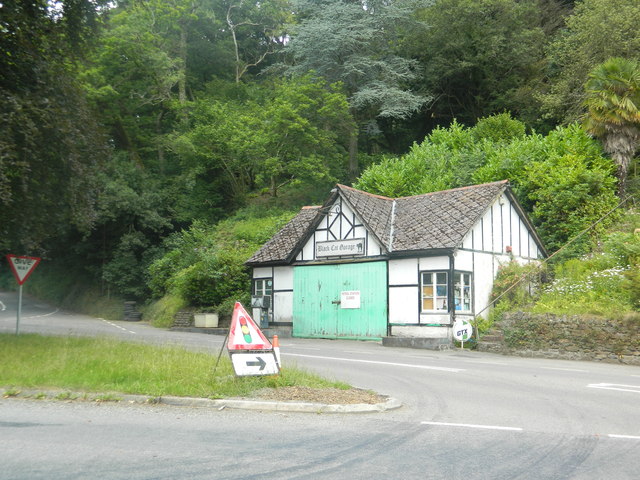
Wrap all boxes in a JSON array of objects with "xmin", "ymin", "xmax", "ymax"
[
  {"xmin": 349, "ymin": 127, "xmax": 359, "ymax": 181},
  {"xmin": 178, "ymin": 27, "xmax": 188, "ymax": 105}
]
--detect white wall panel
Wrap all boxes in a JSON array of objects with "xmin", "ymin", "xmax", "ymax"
[
  {"xmin": 473, "ymin": 252, "xmax": 495, "ymax": 318},
  {"xmin": 253, "ymin": 267, "xmax": 272, "ymax": 279},
  {"xmin": 482, "ymin": 210, "xmax": 493, "ymax": 253},
  {"xmin": 273, "ymin": 292, "xmax": 293, "ymax": 323},
  {"xmin": 391, "ymin": 326, "xmax": 449, "ymax": 338},
  {"xmin": 274, "ymin": 266, "xmax": 293, "ymax": 290},
  {"xmin": 419, "ymin": 313, "xmax": 450, "ymax": 325},
  {"xmin": 520, "ymin": 221, "xmax": 530, "ymax": 258},
  {"xmin": 492, "ymin": 202, "xmax": 502, "ymax": 253},
  {"xmin": 454, "ymin": 250, "xmax": 473, "ymax": 271},
  {"xmin": 389, "ymin": 287, "xmax": 419, "ymax": 324},
  {"xmin": 418, "ymin": 256, "xmax": 450, "ymax": 271},
  {"xmin": 501, "ymin": 197, "xmax": 510, "ymax": 254},
  {"xmin": 388, "ymin": 258, "xmax": 417, "ymax": 285},
  {"xmin": 511, "ymin": 205, "xmax": 521, "ymax": 256}
]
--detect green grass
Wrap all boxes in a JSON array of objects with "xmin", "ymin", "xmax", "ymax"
[
  {"xmin": 143, "ymin": 293, "xmax": 188, "ymax": 328},
  {"xmin": 0, "ymin": 334, "xmax": 349, "ymax": 399}
]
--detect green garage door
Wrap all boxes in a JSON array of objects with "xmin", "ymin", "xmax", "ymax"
[{"xmin": 293, "ymin": 262, "xmax": 388, "ymax": 340}]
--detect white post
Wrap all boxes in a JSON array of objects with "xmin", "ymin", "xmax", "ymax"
[{"xmin": 16, "ymin": 285, "xmax": 23, "ymax": 335}]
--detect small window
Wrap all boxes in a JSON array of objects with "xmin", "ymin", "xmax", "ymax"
[
  {"xmin": 421, "ymin": 271, "xmax": 448, "ymax": 312},
  {"xmin": 454, "ymin": 272, "xmax": 472, "ymax": 312},
  {"xmin": 254, "ymin": 278, "xmax": 273, "ymax": 297}
]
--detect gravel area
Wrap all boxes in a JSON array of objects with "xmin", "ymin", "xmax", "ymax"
[{"xmin": 250, "ymin": 386, "xmax": 386, "ymax": 405}]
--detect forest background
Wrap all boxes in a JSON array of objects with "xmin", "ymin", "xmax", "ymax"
[{"xmin": 1, "ymin": 0, "xmax": 639, "ymax": 329}]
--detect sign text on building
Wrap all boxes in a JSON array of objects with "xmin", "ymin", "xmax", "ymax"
[
  {"xmin": 341, "ymin": 291, "xmax": 361, "ymax": 309},
  {"xmin": 316, "ymin": 238, "xmax": 365, "ymax": 258}
]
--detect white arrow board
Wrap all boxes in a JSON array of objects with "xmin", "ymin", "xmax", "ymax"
[{"xmin": 230, "ymin": 351, "xmax": 280, "ymax": 376}]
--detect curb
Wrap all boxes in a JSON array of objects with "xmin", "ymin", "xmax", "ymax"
[{"xmin": 1, "ymin": 388, "xmax": 402, "ymax": 414}]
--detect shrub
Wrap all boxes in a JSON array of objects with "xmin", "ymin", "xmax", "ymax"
[{"xmin": 147, "ymin": 208, "xmax": 296, "ymax": 313}]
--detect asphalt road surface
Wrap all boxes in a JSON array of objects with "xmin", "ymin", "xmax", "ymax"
[{"xmin": 1, "ymin": 290, "xmax": 639, "ymax": 479}]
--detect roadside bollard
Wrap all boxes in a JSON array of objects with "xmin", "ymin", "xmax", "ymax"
[{"xmin": 273, "ymin": 335, "xmax": 281, "ymax": 367}]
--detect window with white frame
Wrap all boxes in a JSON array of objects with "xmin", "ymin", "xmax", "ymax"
[
  {"xmin": 453, "ymin": 272, "xmax": 472, "ymax": 312},
  {"xmin": 254, "ymin": 278, "xmax": 273, "ymax": 298},
  {"xmin": 421, "ymin": 271, "xmax": 473, "ymax": 313},
  {"xmin": 421, "ymin": 272, "xmax": 448, "ymax": 312}
]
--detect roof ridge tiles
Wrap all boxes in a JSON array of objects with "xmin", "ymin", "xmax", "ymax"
[
  {"xmin": 337, "ymin": 180, "xmax": 508, "ymax": 202},
  {"xmin": 336, "ymin": 184, "xmax": 394, "ymax": 201},
  {"xmin": 395, "ymin": 180, "xmax": 509, "ymax": 201}
]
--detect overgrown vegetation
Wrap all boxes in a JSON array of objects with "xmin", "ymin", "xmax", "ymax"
[
  {"xmin": 0, "ymin": 334, "xmax": 350, "ymax": 398},
  {"xmin": 481, "ymin": 210, "xmax": 640, "ymax": 335},
  {"xmin": 2, "ymin": 1, "xmax": 640, "ymax": 326}
]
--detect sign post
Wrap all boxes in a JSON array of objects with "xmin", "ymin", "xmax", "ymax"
[
  {"xmin": 453, "ymin": 318, "xmax": 473, "ymax": 349},
  {"xmin": 227, "ymin": 302, "xmax": 280, "ymax": 376},
  {"xmin": 6, "ymin": 255, "xmax": 41, "ymax": 335}
]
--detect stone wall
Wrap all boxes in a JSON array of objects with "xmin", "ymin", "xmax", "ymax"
[
  {"xmin": 173, "ymin": 311, "xmax": 194, "ymax": 328},
  {"xmin": 481, "ymin": 312, "xmax": 640, "ymax": 365}
]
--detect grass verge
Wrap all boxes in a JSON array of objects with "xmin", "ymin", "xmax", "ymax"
[{"xmin": 0, "ymin": 334, "xmax": 350, "ymax": 399}]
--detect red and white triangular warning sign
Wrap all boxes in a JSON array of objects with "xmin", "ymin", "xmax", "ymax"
[
  {"xmin": 227, "ymin": 302, "xmax": 273, "ymax": 351},
  {"xmin": 6, "ymin": 255, "xmax": 41, "ymax": 285}
]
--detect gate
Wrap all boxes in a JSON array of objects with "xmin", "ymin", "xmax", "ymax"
[{"xmin": 293, "ymin": 262, "xmax": 387, "ymax": 340}]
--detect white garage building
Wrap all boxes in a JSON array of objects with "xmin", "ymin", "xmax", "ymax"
[{"xmin": 246, "ymin": 180, "xmax": 546, "ymax": 347}]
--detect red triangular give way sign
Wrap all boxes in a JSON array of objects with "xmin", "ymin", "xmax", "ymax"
[
  {"xmin": 227, "ymin": 302, "xmax": 273, "ymax": 351},
  {"xmin": 6, "ymin": 255, "xmax": 41, "ymax": 285}
]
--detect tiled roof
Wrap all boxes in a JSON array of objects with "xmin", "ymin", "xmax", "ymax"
[
  {"xmin": 392, "ymin": 181, "xmax": 508, "ymax": 252},
  {"xmin": 246, "ymin": 206, "xmax": 321, "ymax": 265},
  {"xmin": 337, "ymin": 185, "xmax": 394, "ymax": 249},
  {"xmin": 246, "ymin": 180, "xmax": 514, "ymax": 265}
]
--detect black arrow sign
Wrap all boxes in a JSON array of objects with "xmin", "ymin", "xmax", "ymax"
[{"xmin": 246, "ymin": 356, "xmax": 266, "ymax": 371}]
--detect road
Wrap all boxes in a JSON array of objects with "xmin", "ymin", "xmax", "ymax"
[{"xmin": 1, "ymin": 290, "xmax": 639, "ymax": 479}]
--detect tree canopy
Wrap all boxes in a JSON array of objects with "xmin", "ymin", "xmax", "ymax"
[{"xmin": 1, "ymin": 0, "xmax": 639, "ymax": 311}]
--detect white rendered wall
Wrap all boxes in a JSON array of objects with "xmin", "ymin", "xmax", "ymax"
[{"xmin": 296, "ymin": 198, "xmax": 384, "ymax": 261}]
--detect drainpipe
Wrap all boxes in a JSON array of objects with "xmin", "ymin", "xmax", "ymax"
[
  {"xmin": 386, "ymin": 200, "xmax": 396, "ymax": 338},
  {"xmin": 449, "ymin": 251, "xmax": 456, "ymax": 328}
]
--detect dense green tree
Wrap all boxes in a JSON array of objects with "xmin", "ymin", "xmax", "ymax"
[
  {"xmin": 583, "ymin": 58, "xmax": 640, "ymax": 195},
  {"xmin": 170, "ymin": 76, "xmax": 352, "ymax": 207},
  {"xmin": 541, "ymin": 0, "xmax": 640, "ymax": 124},
  {"xmin": 407, "ymin": 0, "xmax": 547, "ymax": 130},
  {"xmin": 355, "ymin": 114, "xmax": 526, "ymax": 197},
  {"xmin": 283, "ymin": 0, "xmax": 428, "ymax": 177},
  {"xmin": 0, "ymin": 0, "xmax": 109, "ymax": 253},
  {"xmin": 356, "ymin": 116, "xmax": 619, "ymax": 257},
  {"xmin": 220, "ymin": 0, "xmax": 292, "ymax": 83},
  {"xmin": 82, "ymin": 0, "xmax": 209, "ymax": 170}
]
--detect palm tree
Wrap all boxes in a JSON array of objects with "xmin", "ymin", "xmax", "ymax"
[{"xmin": 583, "ymin": 57, "xmax": 640, "ymax": 196}]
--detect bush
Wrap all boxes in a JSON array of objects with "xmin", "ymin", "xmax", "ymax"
[
  {"xmin": 147, "ymin": 207, "xmax": 296, "ymax": 313},
  {"xmin": 143, "ymin": 294, "xmax": 187, "ymax": 328},
  {"xmin": 480, "ymin": 260, "xmax": 546, "ymax": 334}
]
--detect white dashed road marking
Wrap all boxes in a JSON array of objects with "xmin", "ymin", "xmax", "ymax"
[
  {"xmin": 587, "ymin": 383, "xmax": 640, "ymax": 394},
  {"xmin": 421, "ymin": 421, "xmax": 523, "ymax": 432},
  {"xmin": 285, "ymin": 353, "xmax": 464, "ymax": 372},
  {"xmin": 0, "ymin": 301, "xmax": 5, "ymax": 311},
  {"xmin": 24, "ymin": 308, "xmax": 59, "ymax": 318},
  {"xmin": 101, "ymin": 319, "xmax": 137, "ymax": 335},
  {"xmin": 541, "ymin": 367, "xmax": 589, "ymax": 373}
]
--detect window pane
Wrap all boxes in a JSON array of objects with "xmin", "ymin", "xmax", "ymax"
[
  {"xmin": 436, "ymin": 285, "xmax": 447, "ymax": 296},
  {"xmin": 436, "ymin": 272, "xmax": 447, "ymax": 284},
  {"xmin": 423, "ymin": 298, "xmax": 434, "ymax": 310},
  {"xmin": 423, "ymin": 286, "xmax": 434, "ymax": 296},
  {"xmin": 423, "ymin": 273, "xmax": 432, "ymax": 284},
  {"xmin": 436, "ymin": 298, "xmax": 447, "ymax": 310}
]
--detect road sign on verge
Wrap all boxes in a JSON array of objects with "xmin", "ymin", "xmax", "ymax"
[
  {"xmin": 453, "ymin": 319, "xmax": 473, "ymax": 343},
  {"xmin": 230, "ymin": 351, "xmax": 280, "ymax": 376},
  {"xmin": 6, "ymin": 255, "xmax": 41, "ymax": 285},
  {"xmin": 227, "ymin": 302, "xmax": 280, "ymax": 376},
  {"xmin": 227, "ymin": 302, "xmax": 273, "ymax": 351}
]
